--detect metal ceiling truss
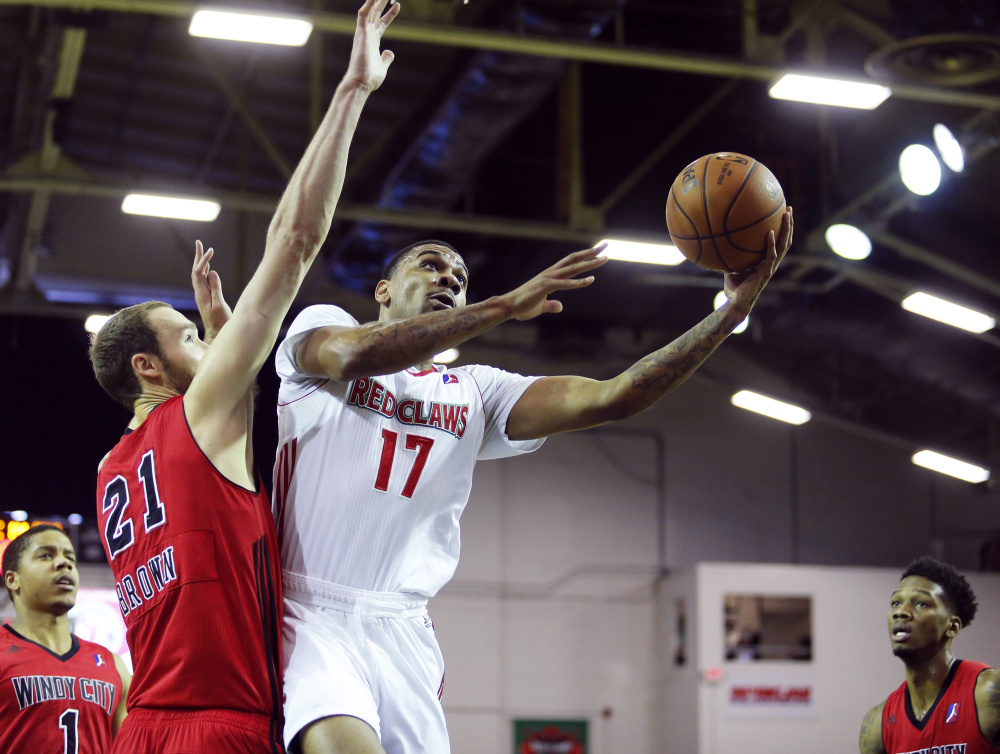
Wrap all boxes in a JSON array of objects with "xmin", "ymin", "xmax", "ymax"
[{"xmin": 1, "ymin": 0, "xmax": 999, "ymax": 110}]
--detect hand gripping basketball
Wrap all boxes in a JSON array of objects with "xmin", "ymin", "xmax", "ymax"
[{"xmin": 666, "ymin": 153, "xmax": 786, "ymax": 273}]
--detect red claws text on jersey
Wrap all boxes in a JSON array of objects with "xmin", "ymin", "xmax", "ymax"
[{"xmin": 348, "ymin": 378, "xmax": 470, "ymax": 439}]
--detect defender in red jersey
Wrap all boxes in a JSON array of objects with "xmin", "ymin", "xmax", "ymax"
[
  {"xmin": 2, "ymin": 525, "xmax": 129, "ymax": 753},
  {"xmin": 860, "ymin": 556, "xmax": 1000, "ymax": 753},
  {"xmin": 88, "ymin": 2, "xmax": 400, "ymax": 752}
]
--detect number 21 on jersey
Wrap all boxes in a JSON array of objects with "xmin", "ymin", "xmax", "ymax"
[{"xmin": 101, "ymin": 450, "xmax": 167, "ymax": 559}]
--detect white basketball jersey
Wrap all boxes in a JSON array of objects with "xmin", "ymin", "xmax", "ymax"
[{"xmin": 273, "ymin": 305, "xmax": 543, "ymax": 597}]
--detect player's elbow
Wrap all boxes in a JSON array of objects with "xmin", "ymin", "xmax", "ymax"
[{"xmin": 591, "ymin": 381, "xmax": 644, "ymax": 423}]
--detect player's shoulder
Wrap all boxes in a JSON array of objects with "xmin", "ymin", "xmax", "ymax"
[
  {"xmin": 973, "ymin": 666, "xmax": 1000, "ymax": 746},
  {"xmin": 859, "ymin": 699, "xmax": 887, "ymax": 754},
  {"xmin": 288, "ymin": 304, "xmax": 358, "ymax": 334},
  {"xmin": 974, "ymin": 665, "xmax": 1000, "ymax": 699},
  {"xmin": 454, "ymin": 363, "xmax": 527, "ymax": 381}
]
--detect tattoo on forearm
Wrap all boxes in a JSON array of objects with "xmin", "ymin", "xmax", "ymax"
[
  {"xmin": 353, "ymin": 303, "xmax": 499, "ymax": 372},
  {"xmin": 623, "ymin": 308, "xmax": 732, "ymax": 412}
]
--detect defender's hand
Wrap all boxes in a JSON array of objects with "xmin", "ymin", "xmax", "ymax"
[
  {"xmin": 724, "ymin": 207, "xmax": 793, "ymax": 317},
  {"xmin": 192, "ymin": 240, "xmax": 232, "ymax": 344},
  {"xmin": 346, "ymin": 0, "xmax": 400, "ymax": 93},
  {"xmin": 500, "ymin": 243, "xmax": 609, "ymax": 322}
]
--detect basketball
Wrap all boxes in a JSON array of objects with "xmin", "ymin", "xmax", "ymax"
[{"xmin": 666, "ymin": 153, "xmax": 785, "ymax": 273}]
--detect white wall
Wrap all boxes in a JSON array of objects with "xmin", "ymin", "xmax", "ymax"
[
  {"xmin": 426, "ymin": 346, "xmax": 1000, "ymax": 753},
  {"xmin": 679, "ymin": 563, "xmax": 1000, "ymax": 754}
]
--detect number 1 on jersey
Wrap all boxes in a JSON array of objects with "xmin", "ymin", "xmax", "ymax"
[
  {"xmin": 59, "ymin": 708, "xmax": 79, "ymax": 754},
  {"xmin": 374, "ymin": 430, "xmax": 434, "ymax": 498}
]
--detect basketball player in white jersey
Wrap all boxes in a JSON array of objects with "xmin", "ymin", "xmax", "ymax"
[{"xmin": 274, "ymin": 211, "xmax": 793, "ymax": 753}]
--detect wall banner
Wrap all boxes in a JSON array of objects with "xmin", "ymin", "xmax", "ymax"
[{"xmin": 725, "ymin": 672, "xmax": 816, "ymax": 718}]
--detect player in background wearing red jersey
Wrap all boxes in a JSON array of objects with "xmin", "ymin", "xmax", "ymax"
[
  {"xmin": 1, "ymin": 525, "xmax": 129, "ymax": 753},
  {"xmin": 88, "ymin": 1, "xmax": 399, "ymax": 752},
  {"xmin": 860, "ymin": 556, "xmax": 1000, "ymax": 753},
  {"xmin": 274, "ymin": 206, "xmax": 791, "ymax": 752}
]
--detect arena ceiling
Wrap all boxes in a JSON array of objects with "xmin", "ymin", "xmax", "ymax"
[{"xmin": 2, "ymin": 0, "xmax": 1000, "ymax": 482}]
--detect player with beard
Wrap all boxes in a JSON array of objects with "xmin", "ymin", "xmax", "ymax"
[
  {"xmin": 272, "ymin": 208, "xmax": 792, "ymax": 753},
  {"xmin": 1, "ymin": 525, "xmax": 129, "ymax": 753},
  {"xmin": 88, "ymin": 1, "xmax": 399, "ymax": 751},
  {"xmin": 860, "ymin": 556, "xmax": 1000, "ymax": 753}
]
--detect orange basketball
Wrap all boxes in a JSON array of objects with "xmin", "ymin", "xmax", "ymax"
[{"xmin": 666, "ymin": 153, "xmax": 785, "ymax": 273}]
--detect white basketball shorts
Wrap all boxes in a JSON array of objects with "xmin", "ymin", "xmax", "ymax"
[{"xmin": 281, "ymin": 573, "xmax": 449, "ymax": 754}]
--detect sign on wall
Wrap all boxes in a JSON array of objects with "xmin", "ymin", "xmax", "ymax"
[
  {"xmin": 725, "ymin": 672, "xmax": 816, "ymax": 718},
  {"xmin": 513, "ymin": 719, "xmax": 588, "ymax": 754}
]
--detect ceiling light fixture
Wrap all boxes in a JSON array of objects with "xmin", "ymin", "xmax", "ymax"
[
  {"xmin": 912, "ymin": 450, "xmax": 990, "ymax": 484},
  {"xmin": 122, "ymin": 194, "xmax": 221, "ymax": 222},
  {"xmin": 84, "ymin": 314, "xmax": 111, "ymax": 334},
  {"xmin": 768, "ymin": 73, "xmax": 891, "ymax": 109},
  {"xmin": 599, "ymin": 239, "xmax": 685, "ymax": 266},
  {"xmin": 824, "ymin": 224, "xmax": 872, "ymax": 260},
  {"xmin": 898, "ymin": 144, "xmax": 941, "ymax": 195},
  {"xmin": 434, "ymin": 348, "xmax": 460, "ymax": 364},
  {"xmin": 713, "ymin": 291, "xmax": 748, "ymax": 334},
  {"xmin": 932, "ymin": 124, "xmax": 965, "ymax": 173},
  {"xmin": 189, "ymin": 9, "xmax": 313, "ymax": 46},
  {"xmin": 731, "ymin": 390, "xmax": 811, "ymax": 425},
  {"xmin": 901, "ymin": 292, "xmax": 995, "ymax": 333}
]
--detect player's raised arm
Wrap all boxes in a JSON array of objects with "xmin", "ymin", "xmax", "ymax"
[
  {"xmin": 296, "ymin": 243, "xmax": 609, "ymax": 381},
  {"xmin": 184, "ymin": 0, "xmax": 398, "ymax": 429},
  {"xmin": 505, "ymin": 208, "xmax": 791, "ymax": 440}
]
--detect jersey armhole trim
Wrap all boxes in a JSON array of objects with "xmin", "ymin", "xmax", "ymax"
[
  {"xmin": 277, "ymin": 379, "xmax": 330, "ymax": 407},
  {"xmin": 181, "ymin": 401, "xmax": 261, "ymax": 496},
  {"xmin": 457, "ymin": 368, "xmax": 487, "ymax": 414}
]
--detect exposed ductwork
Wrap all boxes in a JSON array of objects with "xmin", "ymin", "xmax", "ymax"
[{"xmin": 328, "ymin": 0, "xmax": 623, "ymax": 291}]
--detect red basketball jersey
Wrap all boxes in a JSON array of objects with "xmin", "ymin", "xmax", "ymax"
[
  {"xmin": 95, "ymin": 397, "xmax": 283, "ymax": 745},
  {"xmin": 0, "ymin": 624, "xmax": 122, "ymax": 754},
  {"xmin": 882, "ymin": 659, "xmax": 994, "ymax": 753}
]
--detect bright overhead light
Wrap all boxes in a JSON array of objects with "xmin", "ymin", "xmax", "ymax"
[
  {"xmin": 933, "ymin": 124, "xmax": 965, "ymax": 173},
  {"xmin": 824, "ymin": 224, "xmax": 872, "ymax": 260},
  {"xmin": 768, "ymin": 73, "xmax": 891, "ymax": 109},
  {"xmin": 68, "ymin": 513, "xmax": 84, "ymax": 525},
  {"xmin": 85, "ymin": 314, "xmax": 111, "ymax": 334},
  {"xmin": 899, "ymin": 144, "xmax": 941, "ymax": 196},
  {"xmin": 901, "ymin": 292, "xmax": 995, "ymax": 333},
  {"xmin": 10, "ymin": 511, "xmax": 28, "ymax": 522},
  {"xmin": 912, "ymin": 450, "xmax": 989, "ymax": 484},
  {"xmin": 189, "ymin": 9, "xmax": 313, "ymax": 46},
  {"xmin": 600, "ymin": 239, "xmax": 685, "ymax": 266},
  {"xmin": 434, "ymin": 348, "xmax": 460, "ymax": 364},
  {"xmin": 731, "ymin": 390, "xmax": 811, "ymax": 425},
  {"xmin": 122, "ymin": 194, "xmax": 221, "ymax": 222},
  {"xmin": 713, "ymin": 291, "xmax": 748, "ymax": 334}
]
